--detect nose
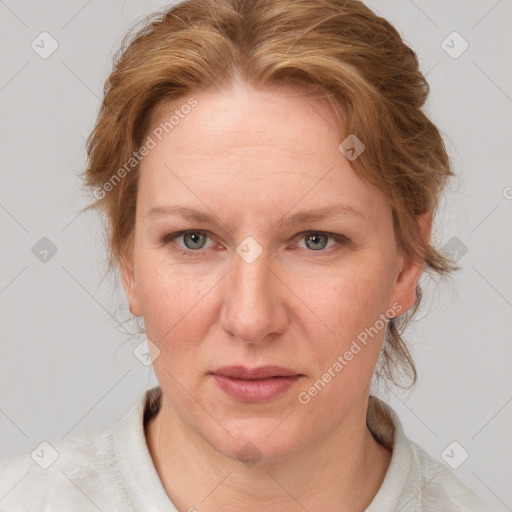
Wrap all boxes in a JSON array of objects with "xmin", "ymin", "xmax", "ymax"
[{"xmin": 220, "ymin": 249, "xmax": 288, "ymax": 345}]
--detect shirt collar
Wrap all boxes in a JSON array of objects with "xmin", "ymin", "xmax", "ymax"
[
  {"xmin": 365, "ymin": 396, "xmax": 422, "ymax": 510},
  {"xmin": 115, "ymin": 387, "xmax": 422, "ymax": 511},
  {"xmin": 114, "ymin": 387, "xmax": 176, "ymax": 511}
]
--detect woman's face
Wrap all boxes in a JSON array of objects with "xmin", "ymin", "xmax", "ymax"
[{"xmin": 121, "ymin": 80, "xmax": 425, "ymax": 462}]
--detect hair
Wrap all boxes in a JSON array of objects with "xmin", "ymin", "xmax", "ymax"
[{"xmin": 80, "ymin": 0, "xmax": 459, "ymax": 388}]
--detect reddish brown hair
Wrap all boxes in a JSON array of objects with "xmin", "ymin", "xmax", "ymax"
[{"xmin": 80, "ymin": 0, "xmax": 458, "ymax": 387}]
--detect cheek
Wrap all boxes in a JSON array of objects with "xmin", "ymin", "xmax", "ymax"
[
  {"xmin": 302, "ymin": 260, "xmax": 393, "ymax": 341},
  {"xmin": 294, "ymin": 257, "xmax": 395, "ymax": 395},
  {"xmin": 294, "ymin": 270, "xmax": 391, "ymax": 412},
  {"xmin": 136, "ymin": 261, "xmax": 210, "ymax": 352}
]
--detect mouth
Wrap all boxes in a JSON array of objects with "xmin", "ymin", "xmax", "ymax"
[{"xmin": 210, "ymin": 366, "xmax": 304, "ymax": 403}]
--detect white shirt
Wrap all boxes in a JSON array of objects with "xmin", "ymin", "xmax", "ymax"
[{"xmin": 0, "ymin": 386, "xmax": 495, "ymax": 511}]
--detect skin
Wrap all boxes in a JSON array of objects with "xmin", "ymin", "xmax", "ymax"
[{"xmin": 120, "ymin": 77, "xmax": 431, "ymax": 511}]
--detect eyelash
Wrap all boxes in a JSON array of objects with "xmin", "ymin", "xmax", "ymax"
[{"xmin": 161, "ymin": 230, "xmax": 350, "ymax": 258}]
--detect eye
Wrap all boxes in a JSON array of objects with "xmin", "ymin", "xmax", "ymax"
[
  {"xmin": 299, "ymin": 232, "xmax": 333, "ymax": 251},
  {"xmin": 162, "ymin": 230, "xmax": 349, "ymax": 257},
  {"xmin": 162, "ymin": 230, "xmax": 215, "ymax": 256},
  {"xmin": 295, "ymin": 231, "xmax": 348, "ymax": 254}
]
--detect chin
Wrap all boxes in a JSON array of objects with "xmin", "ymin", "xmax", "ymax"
[{"xmin": 205, "ymin": 416, "xmax": 309, "ymax": 466}]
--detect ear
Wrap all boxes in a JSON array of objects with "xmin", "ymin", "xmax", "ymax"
[
  {"xmin": 389, "ymin": 212, "xmax": 432, "ymax": 316},
  {"xmin": 119, "ymin": 248, "xmax": 143, "ymax": 317}
]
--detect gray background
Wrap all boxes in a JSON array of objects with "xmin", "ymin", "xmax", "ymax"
[{"xmin": 0, "ymin": 0, "xmax": 511, "ymax": 509}]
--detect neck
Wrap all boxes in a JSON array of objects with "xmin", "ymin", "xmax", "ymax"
[{"xmin": 145, "ymin": 395, "xmax": 391, "ymax": 511}]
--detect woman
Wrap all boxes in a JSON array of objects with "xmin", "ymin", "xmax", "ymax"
[{"xmin": 0, "ymin": 0, "xmax": 495, "ymax": 510}]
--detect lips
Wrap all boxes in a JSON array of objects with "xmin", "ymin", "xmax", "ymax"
[
  {"xmin": 211, "ymin": 366, "xmax": 303, "ymax": 403},
  {"xmin": 213, "ymin": 365, "xmax": 300, "ymax": 379}
]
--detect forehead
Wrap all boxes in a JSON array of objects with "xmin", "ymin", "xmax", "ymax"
[
  {"xmin": 149, "ymin": 82, "xmax": 337, "ymax": 154},
  {"xmin": 138, "ymin": 81, "xmax": 386, "ymax": 220}
]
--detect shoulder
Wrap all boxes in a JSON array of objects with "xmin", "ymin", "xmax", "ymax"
[
  {"xmin": 366, "ymin": 396, "xmax": 496, "ymax": 512},
  {"xmin": 411, "ymin": 442, "xmax": 496, "ymax": 512},
  {"xmin": 0, "ymin": 423, "xmax": 132, "ymax": 511}
]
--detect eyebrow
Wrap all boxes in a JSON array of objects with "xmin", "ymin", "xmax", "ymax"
[
  {"xmin": 145, "ymin": 204, "xmax": 368, "ymax": 230},
  {"xmin": 145, "ymin": 204, "xmax": 368, "ymax": 231}
]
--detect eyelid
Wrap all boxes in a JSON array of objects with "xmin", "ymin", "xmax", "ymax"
[{"xmin": 294, "ymin": 230, "xmax": 348, "ymax": 242}]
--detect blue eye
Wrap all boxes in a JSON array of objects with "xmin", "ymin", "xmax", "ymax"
[
  {"xmin": 162, "ymin": 230, "xmax": 349, "ymax": 257},
  {"xmin": 294, "ymin": 231, "xmax": 350, "ymax": 257},
  {"xmin": 300, "ymin": 232, "xmax": 332, "ymax": 251},
  {"xmin": 162, "ymin": 230, "xmax": 214, "ymax": 255},
  {"xmin": 180, "ymin": 232, "xmax": 210, "ymax": 250}
]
